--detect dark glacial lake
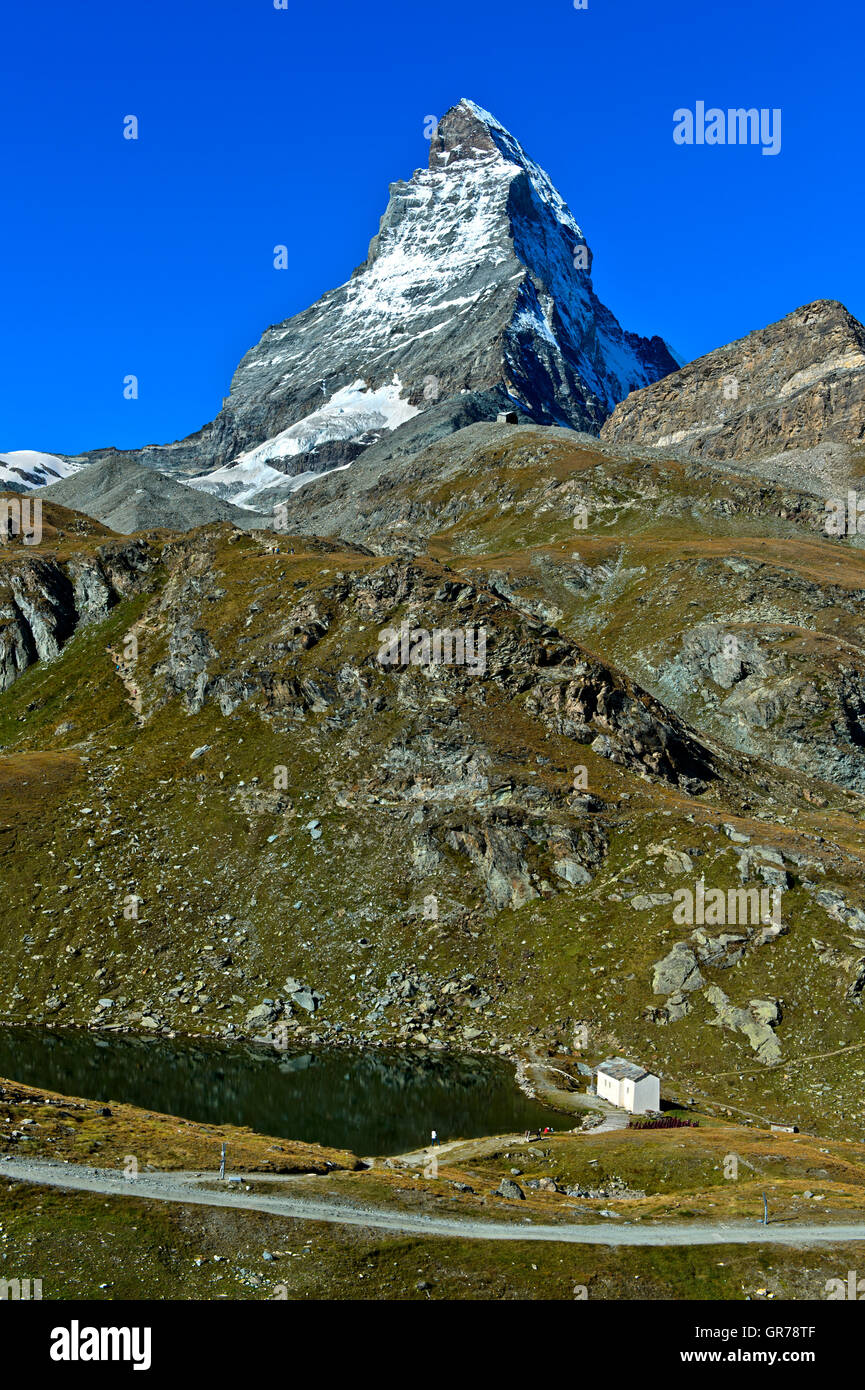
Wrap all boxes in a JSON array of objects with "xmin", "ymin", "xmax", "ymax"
[{"xmin": 0, "ymin": 1027, "xmax": 563, "ymax": 1154}]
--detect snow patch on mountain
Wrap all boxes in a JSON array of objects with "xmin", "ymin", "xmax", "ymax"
[
  {"xmin": 187, "ymin": 375, "xmax": 418, "ymax": 506},
  {"xmin": 0, "ymin": 451, "xmax": 79, "ymax": 492},
  {"xmin": 235, "ymin": 375, "xmax": 418, "ymax": 466},
  {"xmin": 185, "ymin": 455, "xmax": 288, "ymax": 509}
]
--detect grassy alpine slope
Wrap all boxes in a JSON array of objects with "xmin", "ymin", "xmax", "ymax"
[{"xmin": 1, "ymin": 427, "xmax": 865, "ymax": 1146}]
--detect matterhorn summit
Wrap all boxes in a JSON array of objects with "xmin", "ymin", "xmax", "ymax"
[{"xmin": 31, "ymin": 100, "xmax": 679, "ymax": 508}]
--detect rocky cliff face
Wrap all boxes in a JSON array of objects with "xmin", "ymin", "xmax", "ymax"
[
  {"xmin": 0, "ymin": 540, "xmax": 158, "ymax": 692},
  {"xmin": 180, "ymin": 100, "xmax": 676, "ymax": 504},
  {"xmin": 601, "ymin": 299, "xmax": 865, "ymax": 461}
]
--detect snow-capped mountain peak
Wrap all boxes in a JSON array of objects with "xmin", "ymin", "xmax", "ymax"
[
  {"xmin": 56, "ymin": 99, "xmax": 679, "ymax": 508},
  {"xmin": 432, "ymin": 98, "xmax": 587, "ymax": 255}
]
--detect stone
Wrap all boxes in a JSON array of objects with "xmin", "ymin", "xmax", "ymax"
[
  {"xmin": 496, "ymin": 1178, "xmax": 525, "ymax": 1200},
  {"xmin": 704, "ymin": 985, "xmax": 782, "ymax": 1065},
  {"xmin": 647, "ymin": 843, "xmax": 694, "ymax": 874},
  {"xmin": 664, "ymin": 991, "xmax": 692, "ymax": 1023},
  {"xmin": 631, "ymin": 893, "xmax": 673, "ymax": 910},
  {"xmin": 749, "ymin": 998, "xmax": 782, "ymax": 1026},
  {"xmin": 737, "ymin": 847, "xmax": 790, "ymax": 890},
  {"xmin": 245, "ymin": 1001, "xmax": 283, "ymax": 1029},
  {"xmin": 552, "ymin": 857, "xmax": 592, "ymax": 887},
  {"xmin": 723, "ymin": 824, "xmax": 750, "ymax": 845}
]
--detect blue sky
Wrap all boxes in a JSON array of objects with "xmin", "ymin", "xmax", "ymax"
[{"xmin": 1, "ymin": 0, "xmax": 861, "ymax": 454}]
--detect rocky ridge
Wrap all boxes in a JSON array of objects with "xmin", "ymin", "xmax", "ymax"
[
  {"xmin": 35, "ymin": 456, "xmax": 267, "ymax": 535},
  {"xmin": 601, "ymin": 299, "xmax": 865, "ymax": 465}
]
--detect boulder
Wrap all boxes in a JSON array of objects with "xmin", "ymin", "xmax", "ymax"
[
  {"xmin": 245, "ymin": 1001, "xmax": 283, "ymax": 1030},
  {"xmin": 652, "ymin": 942, "xmax": 704, "ymax": 995},
  {"xmin": 496, "ymin": 1178, "xmax": 525, "ymax": 1200}
]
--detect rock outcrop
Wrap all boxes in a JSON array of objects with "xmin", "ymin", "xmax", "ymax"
[
  {"xmin": 704, "ymin": 987, "xmax": 783, "ymax": 1066},
  {"xmin": 0, "ymin": 541, "xmax": 158, "ymax": 692}
]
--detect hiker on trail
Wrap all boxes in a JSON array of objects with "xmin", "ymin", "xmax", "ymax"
[{"xmin": 431, "ymin": 1129, "xmax": 439, "ymax": 1147}]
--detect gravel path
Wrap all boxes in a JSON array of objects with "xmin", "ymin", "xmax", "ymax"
[{"xmin": 3, "ymin": 1154, "xmax": 865, "ymax": 1247}]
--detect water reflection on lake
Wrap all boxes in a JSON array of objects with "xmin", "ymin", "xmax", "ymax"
[{"xmin": 0, "ymin": 1027, "xmax": 563, "ymax": 1153}]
